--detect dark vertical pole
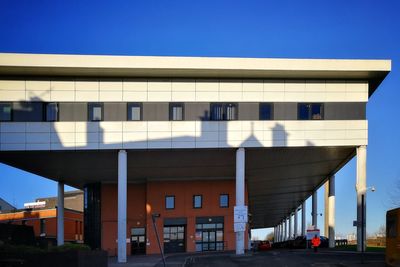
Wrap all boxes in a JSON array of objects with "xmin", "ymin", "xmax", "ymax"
[
  {"xmin": 361, "ymin": 194, "xmax": 365, "ymax": 263},
  {"xmin": 152, "ymin": 215, "xmax": 166, "ymax": 267}
]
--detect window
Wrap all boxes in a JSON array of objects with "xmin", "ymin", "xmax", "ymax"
[
  {"xmin": 193, "ymin": 195, "xmax": 202, "ymax": 209},
  {"xmin": 128, "ymin": 103, "xmax": 142, "ymax": 121},
  {"xmin": 298, "ymin": 103, "xmax": 324, "ymax": 120},
  {"xmin": 88, "ymin": 103, "xmax": 103, "ymax": 121},
  {"xmin": 210, "ymin": 103, "xmax": 237, "ymax": 121},
  {"xmin": 0, "ymin": 103, "xmax": 12, "ymax": 121},
  {"xmin": 259, "ymin": 103, "xmax": 273, "ymax": 120},
  {"xmin": 165, "ymin": 196, "xmax": 175, "ymax": 209},
  {"xmin": 45, "ymin": 102, "xmax": 58, "ymax": 121},
  {"xmin": 170, "ymin": 103, "xmax": 184, "ymax": 121},
  {"xmin": 40, "ymin": 219, "xmax": 46, "ymax": 235},
  {"xmin": 219, "ymin": 194, "xmax": 229, "ymax": 208}
]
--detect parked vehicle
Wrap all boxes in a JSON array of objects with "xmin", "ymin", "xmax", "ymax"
[{"xmin": 258, "ymin": 240, "xmax": 272, "ymax": 251}]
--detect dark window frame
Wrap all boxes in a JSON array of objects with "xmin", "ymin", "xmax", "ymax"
[
  {"xmin": 297, "ymin": 103, "xmax": 324, "ymax": 120},
  {"xmin": 40, "ymin": 219, "xmax": 46, "ymax": 235},
  {"xmin": 169, "ymin": 103, "xmax": 185, "ymax": 121},
  {"xmin": 165, "ymin": 195, "xmax": 175, "ymax": 210},
  {"xmin": 44, "ymin": 102, "xmax": 59, "ymax": 122},
  {"xmin": 259, "ymin": 103, "xmax": 273, "ymax": 120},
  {"xmin": 127, "ymin": 102, "xmax": 143, "ymax": 121},
  {"xmin": 219, "ymin": 194, "xmax": 229, "ymax": 208},
  {"xmin": 88, "ymin": 103, "xmax": 104, "ymax": 121},
  {"xmin": 193, "ymin": 195, "xmax": 203, "ymax": 209},
  {"xmin": 0, "ymin": 102, "xmax": 12, "ymax": 122},
  {"xmin": 210, "ymin": 103, "xmax": 238, "ymax": 121}
]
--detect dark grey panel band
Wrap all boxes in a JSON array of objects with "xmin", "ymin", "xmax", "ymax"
[
  {"xmin": 59, "ymin": 103, "xmax": 87, "ymax": 121},
  {"xmin": 104, "ymin": 103, "xmax": 127, "ymax": 121},
  {"xmin": 238, "ymin": 103, "xmax": 259, "ymax": 120},
  {"xmin": 185, "ymin": 103, "xmax": 210, "ymax": 120},
  {"xmin": 324, "ymin": 103, "xmax": 366, "ymax": 120},
  {"xmin": 13, "ymin": 102, "xmax": 43, "ymax": 122},
  {"xmin": 273, "ymin": 103, "xmax": 297, "ymax": 120},
  {"xmin": 143, "ymin": 103, "xmax": 169, "ymax": 121}
]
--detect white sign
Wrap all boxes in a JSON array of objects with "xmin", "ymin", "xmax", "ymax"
[
  {"xmin": 234, "ymin": 205, "xmax": 248, "ymax": 223},
  {"xmin": 306, "ymin": 229, "xmax": 320, "ymax": 240},
  {"xmin": 24, "ymin": 201, "xmax": 46, "ymax": 209},
  {"xmin": 234, "ymin": 222, "xmax": 246, "ymax": 232}
]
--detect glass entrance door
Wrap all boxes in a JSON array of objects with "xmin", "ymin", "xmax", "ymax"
[
  {"xmin": 131, "ymin": 228, "xmax": 146, "ymax": 255},
  {"xmin": 163, "ymin": 225, "xmax": 186, "ymax": 253},
  {"xmin": 195, "ymin": 223, "xmax": 224, "ymax": 252}
]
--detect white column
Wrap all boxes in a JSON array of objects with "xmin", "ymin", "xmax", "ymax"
[
  {"xmin": 301, "ymin": 202, "xmax": 306, "ymax": 236},
  {"xmin": 235, "ymin": 148, "xmax": 245, "ymax": 255},
  {"xmin": 324, "ymin": 181, "xmax": 330, "ymax": 237},
  {"xmin": 288, "ymin": 214, "xmax": 292, "ymax": 239},
  {"xmin": 57, "ymin": 182, "xmax": 64, "ymax": 246},
  {"xmin": 294, "ymin": 208, "xmax": 298, "ymax": 238},
  {"xmin": 118, "ymin": 150, "xmax": 127, "ymax": 263},
  {"xmin": 356, "ymin": 146, "xmax": 367, "ymax": 252},
  {"xmin": 312, "ymin": 191, "xmax": 318, "ymax": 228},
  {"xmin": 278, "ymin": 223, "xmax": 281, "ymax": 242},
  {"xmin": 328, "ymin": 175, "xmax": 336, "ymax": 248},
  {"xmin": 284, "ymin": 218, "xmax": 288, "ymax": 240}
]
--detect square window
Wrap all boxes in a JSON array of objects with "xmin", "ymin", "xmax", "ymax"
[
  {"xmin": 210, "ymin": 103, "xmax": 237, "ymax": 120},
  {"xmin": 210, "ymin": 103, "xmax": 224, "ymax": 121},
  {"xmin": 128, "ymin": 103, "xmax": 142, "ymax": 121},
  {"xmin": 220, "ymin": 194, "xmax": 229, "ymax": 208},
  {"xmin": 298, "ymin": 103, "xmax": 324, "ymax": 120},
  {"xmin": 88, "ymin": 103, "xmax": 103, "ymax": 121},
  {"xmin": 45, "ymin": 103, "xmax": 58, "ymax": 121},
  {"xmin": 165, "ymin": 196, "xmax": 175, "ymax": 209},
  {"xmin": 0, "ymin": 103, "xmax": 12, "ymax": 121},
  {"xmin": 170, "ymin": 103, "xmax": 184, "ymax": 121},
  {"xmin": 259, "ymin": 103, "xmax": 272, "ymax": 120},
  {"xmin": 193, "ymin": 195, "xmax": 202, "ymax": 209}
]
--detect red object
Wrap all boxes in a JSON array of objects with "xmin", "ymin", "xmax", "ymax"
[
  {"xmin": 258, "ymin": 241, "xmax": 271, "ymax": 251},
  {"xmin": 311, "ymin": 237, "xmax": 321, "ymax": 247}
]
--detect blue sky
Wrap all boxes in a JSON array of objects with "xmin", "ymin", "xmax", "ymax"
[{"xmin": 0, "ymin": 0, "xmax": 399, "ymax": 238}]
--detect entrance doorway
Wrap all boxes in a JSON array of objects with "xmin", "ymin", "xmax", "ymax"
[
  {"xmin": 163, "ymin": 225, "xmax": 186, "ymax": 253},
  {"xmin": 195, "ymin": 217, "xmax": 224, "ymax": 252},
  {"xmin": 131, "ymin": 227, "xmax": 146, "ymax": 255}
]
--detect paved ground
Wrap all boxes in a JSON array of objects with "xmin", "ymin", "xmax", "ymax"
[{"xmin": 110, "ymin": 249, "xmax": 385, "ymax": 267}]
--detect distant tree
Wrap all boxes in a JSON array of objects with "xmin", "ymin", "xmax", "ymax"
[
  {"xmin": 376, "ymin": 225, "xmax": 386, "ymax": 238},
  {"xmin": 251, "ymin": 235, "xmax": 259, "ymax": 241},
  {"xmin": 266, "ymin": 232, "xmax": 274, "ymax": 241}
]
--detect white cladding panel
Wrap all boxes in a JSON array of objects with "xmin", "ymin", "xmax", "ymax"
[
  {"xmin": 0, "ymin": 120, "xmax": 367, "ymax": 151},
  {"xmin": 0, "ymin": 79, "xmax": 368, "ymax": 102}
]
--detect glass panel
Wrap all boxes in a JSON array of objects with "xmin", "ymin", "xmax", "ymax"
[
  {"xmin": 171, "ymin": 105, "xmax": 183, "ymax": 121},
  {"xmin": 0, "ymin": 103, "xmax": 11, "ymax": 121},
  {"xmin": 89, "ymin": 103, "xmax": 103, "ymax": 121},
  {"xmin": 177, "ymin": 232, "xmax": 184, "ymax": 240},
  {"xmin": 216, "ymin": 223, "xmax": 224, "ymax": 229},
  {"xmin": 194, "ymin": 195, "xmax": 202, "ymax": 208},
  {"xmin": 177, "ymin": 226, "xmax": 185, "ymax": 232},
  {"xmin": 259, "ymin": 103, "xmax": 272, "ymax": 120},
  {"xmin": 170, "ymin": 232, "xmax": 177, "ymax": 240},
  {"xmin": 202, "ymin": 243, "xmax": 208, "ymax": 251},
  {"xmin": 211, "ymin": 104, "xmax": 223, "ymax": 121},
  {"xmin": 209, "ymin": 231, "xmax": 216, "ymax": 242},
  {"xmin": 196, "ymin": 224, "xmax": 202, "ymax": 230},
  {"xmin": 164, "ymin": 227, "xmax": 169, "ymax": 234},
  {"xmin": 209, "ymin": 242, "xmax": 216, "ymax": 250},
  {"xmin": 138, "ymin": 236, "xmax": 145, "ymax": 242},
  {"xmin": 195, "ymin": 231, "xmax": 202, "ymax": 241},
  {"xmin": 46, "ymin": 103, "xmax": 58, "ymax": 121},
  {"xmin": 225, "ymin": 104, "xmax": 237, "ymax": 120},
  {"xmin": 298, "ymin": 104, "xmax": 310, "ymax": 120},
  {"xmin": 163, "ymin": 233, "xmax": 169, "ymax": 240},
  {"xmin": 165, "ymin": 196, "xmax": 175, "ymax": 209},
  {"xmin": 311, "ymin": 103, "xmax": 323, "ymax": 119},
  {"xmin": 196, "ymin": 243, "xmax": 202, "ymax": 252},
  {"xmin": 170, "ymin": 227, "xmax": 177, "ymax": 233},
  {"xmin": 220, "ymin": 194, "xmax": 228, "ymax": 207},
  {"xmin": 202, "ymin": 224, "xmax": 216, "ymax": 229},
  {"xmin": 93, "ymin": 107, "xmax": 102, "ymax": 120},
  {"xmin": 216, "ymin": 242, "xmax": 224, "ymax": 251},
  {"xmin": 131, "ymin": 228, "xmax": 145, "ymax": 236},
  {"xmin": 128, "ymin": 104, "xmax": 141, "ymax": 121},
  {"xmin": 202, "ymin": 232, "xmax": 209, "ymax": 242},
  {"xmin": 216, "ymin": 230, "xmax": 224, "ymax": 241}
]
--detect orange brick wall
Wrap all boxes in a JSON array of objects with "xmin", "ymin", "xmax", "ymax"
[{"xmin": 100, "ymin": 180, "xmax": 248, "ymax": 255}]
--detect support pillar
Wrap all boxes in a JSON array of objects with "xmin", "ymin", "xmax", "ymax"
[
  {"xmin": 328, "ymin": 175, "xmax": 336, "ymax": 248},
  {"xmin": 294, "ymin": 208, "xmax": 298, "ymax": 238},
  {"xmin": 284, "ymin": 218, "xmax": 288, "ymax": 241},
  {"xmin": 57, "ymin": 182, "xmax": 64, "ymax": 246},
  {"xmin": 301, "ymin": 202, "xmax": 306, "ymax": 236},
  {"xmin": 118, "ymin": 150, "xmax": 127, "ymax": 263},
  {"xmin": 288, "ymin": 214, "xmax": 292, "ymax": 239},
  {"xmin": 324, "ymin": 181, "xmax": 330, "ymax": 237},
  {"xmin": 356, "ymin": 146, "xmax": 367, "ymax": 252},
  {"xmin": 235, "ymin": 148, "xmax": 245, "ymax": 255},
  {"xmin": 312, "ymin": 191, "xmax": 318, "ymax": 228}
]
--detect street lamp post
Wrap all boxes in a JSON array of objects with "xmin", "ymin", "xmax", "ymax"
[
  {"xmin": 152, "ymin": 213, "xmax": 166, "ymax": 267},
  {"xmin": 360, "ymin": 186, "xmax": 375, "ymax": 263}
]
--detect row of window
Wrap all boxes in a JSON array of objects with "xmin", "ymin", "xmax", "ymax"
[
  {"xmin": 0, "ymin": 102, "xmax": 324, "ymax": 122},
  {"xmin": 165, "ymin": 194, "xmax": 229, "ymax": 210}
]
